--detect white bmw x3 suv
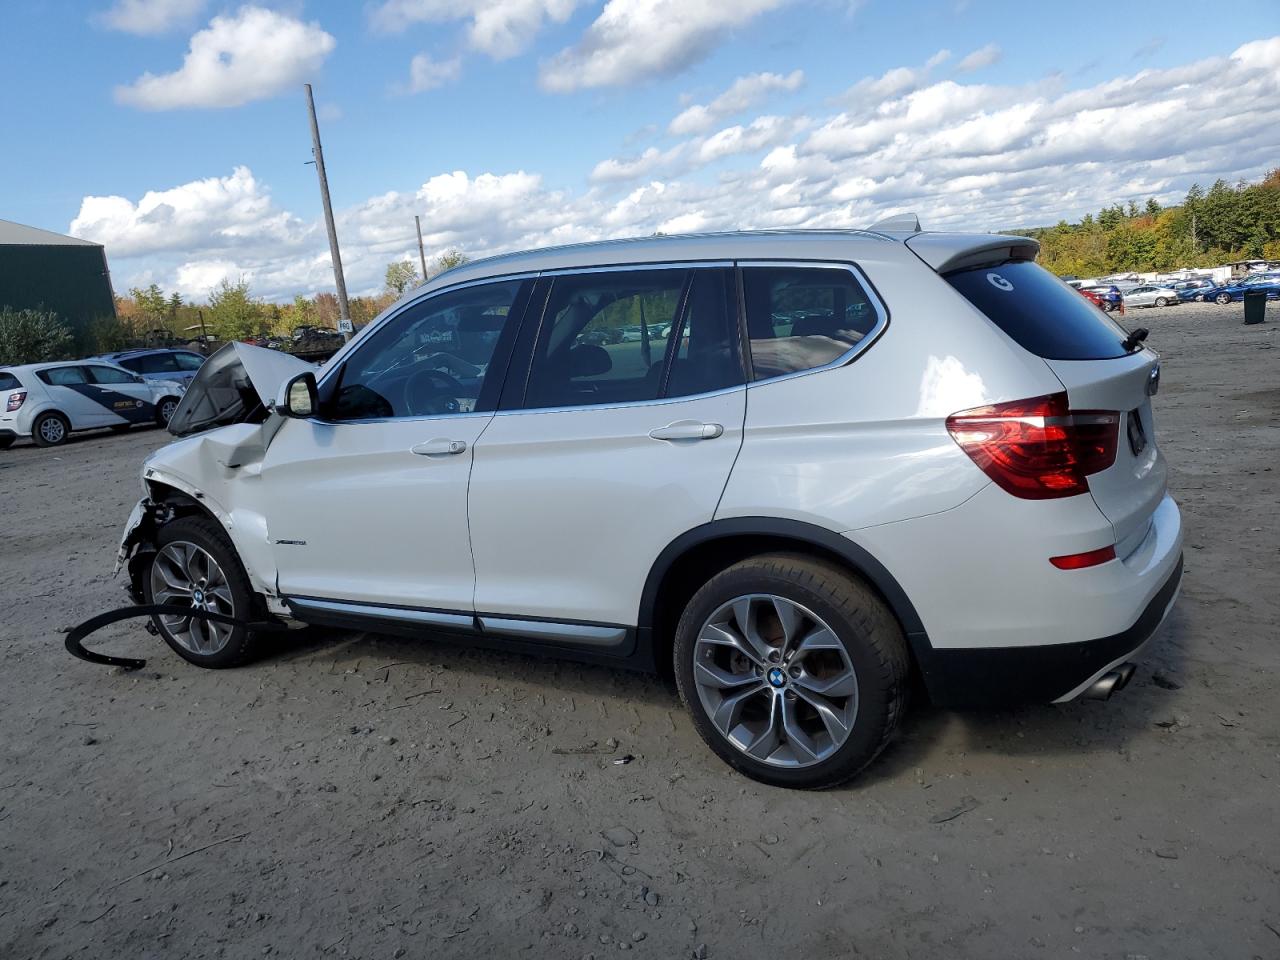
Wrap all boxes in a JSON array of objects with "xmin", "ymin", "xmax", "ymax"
[{"xmin": 116, "ymin": 228, "xmax": 1183, "ymax": 788}]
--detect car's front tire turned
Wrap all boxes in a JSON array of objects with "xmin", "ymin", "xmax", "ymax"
[
  {"xmin": 674, "ymin": 553, "xmax": 910, "ymax": 789},
  {"xmin": 143, "ymin": 515, "xmax": 263, "ymax": 668}
]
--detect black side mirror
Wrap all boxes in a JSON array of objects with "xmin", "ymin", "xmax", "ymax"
[{"xmin": 277, "ymin": 372, "xmax": 318, "ymax": 418}]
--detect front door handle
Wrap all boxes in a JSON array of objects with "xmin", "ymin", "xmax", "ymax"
[
  {"xmin": 411, "ymin": 438, "xmax": 467, "ymax": 457},
  {"xmin": 649, "ymin": 420, "xmax": 724, "ymax": 442}
]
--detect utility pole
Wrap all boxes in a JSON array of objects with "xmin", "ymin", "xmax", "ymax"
[
  {"xmin": 304, "ymin": 83, "xmax": 353, "ymax": 341},
  {"xmin": 415, "ymin": 215, "xmax": 429, "ymax": 284}
]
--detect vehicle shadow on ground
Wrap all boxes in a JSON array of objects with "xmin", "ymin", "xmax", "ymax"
[
  {"xmin": 856, "ymin": 606, "xmax": 1193, "ymax": 788},
  {"xmin": 260, "ymin": 605, "xmax": 1192, "ymax": 787}
]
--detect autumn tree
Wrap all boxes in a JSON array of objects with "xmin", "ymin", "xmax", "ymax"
[{"xmin": 206, "ymin": 278, "xmax": 263, "ymax": 341}]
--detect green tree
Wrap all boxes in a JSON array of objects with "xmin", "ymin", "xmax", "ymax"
[
  {"xmin": 384, "ymin": 259, "xmax": 420, "ymax": 295},
  {"xmin": 432, "ymin": 248, "xmax": 470, "ymax": 276},
  {"xmin": 130, "ymin": 283, "xmax": 169, "ymax": 328},
  {"xmin": 206, "ymin": 278, "xmax": 262, "ymax": 341},
  {"xmin": 1144, "ymin": 197, "xmax": 1161, "ymax": 217},
  {"xmin": 0, "ymin": 307, "xmax": 73, "ymax": 365}
]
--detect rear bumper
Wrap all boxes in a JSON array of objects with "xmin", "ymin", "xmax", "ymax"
[{"xmin": 916, "ymin": 553, "xmax": 1182, "ymax": 707}]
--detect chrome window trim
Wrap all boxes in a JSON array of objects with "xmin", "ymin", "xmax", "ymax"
[
  {"xmin": 736, "ymin": 259, "xmax": 890, "ymax": 388},
  {"xmin": 491, "ymin": 382, "xmax": 744, "ymax": 417}
]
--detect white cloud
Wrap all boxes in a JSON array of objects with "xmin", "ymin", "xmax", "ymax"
[
  {"xmin": 115, "ymin": 6, "xmax": 336, "ymax": 110},
  {"xmin": 98, "ymin": 0, "xmax": 205, "ymax": 35},
  {"xmin": 956, "ymin": 42, "xmax": 1001, "ymax": 73},
  {"xmin": 403, "ymin": 53, "xmax": 462, "ymax": 92},
  {"xmin": 540, "ymin": 0, "xmax": 790, "ymax": 92},
  {"xmin": 669, "ymin": 70, "xmax": 804, "ymax": 135},
  {"xmin": 370, "ymin": 0, "xmax": 581, "ymax": 59},
  {"xmin": 80, "ymin": 38, "xmax": 1280, "ymax": 302}
]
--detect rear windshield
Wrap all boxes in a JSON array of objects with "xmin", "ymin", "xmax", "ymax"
[
  {"xmin": 946, "ymin": 260, "xmax": 1129, "ymax": 360},
  {"xmin": 0, "ymin": 372, "xmax": 21, "ymax": 390}
]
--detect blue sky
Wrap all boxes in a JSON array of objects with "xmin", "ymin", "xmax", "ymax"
[{"xmin": 2, "ymin": 0, "xmax": 1278, "ymax": 300}]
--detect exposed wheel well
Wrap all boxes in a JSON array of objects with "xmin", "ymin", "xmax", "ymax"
[{"xmin": 642, "ymin": 528, "xmax": 925, "ymax": 680}]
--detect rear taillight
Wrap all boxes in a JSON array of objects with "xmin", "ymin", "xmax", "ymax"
[
  {"xmin": 6, "ymin": 391, "xmax": 26, "ymax": 412},
  {"xmin": 946, "ymin": 392, "xmax": 1119, "ymax": 499}
]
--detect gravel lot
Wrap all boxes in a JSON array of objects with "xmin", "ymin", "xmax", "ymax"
[{"xmin": 2, "ymin": 300, "xmax": 1278, "ymax": 959}]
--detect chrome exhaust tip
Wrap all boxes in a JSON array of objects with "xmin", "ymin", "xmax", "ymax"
[{"xmin": 1083, "ymin": 663, "xmax": 1137, "ymax": 701}]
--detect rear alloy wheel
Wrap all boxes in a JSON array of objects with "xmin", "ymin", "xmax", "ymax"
[
  {"xmin": 675, "ymin": 554, "xmax": 910, "ymax": 789},
  {"xmin": 156, "ymin": 396, "xmax": 180, "ymax": 426},
  {"xmin": 1215, "ymin": 292, "xmax": 1232, "ymax": 305},
  {"xmin": 32, "ymin": 412, "xmax": 69, "ymax": 447}
]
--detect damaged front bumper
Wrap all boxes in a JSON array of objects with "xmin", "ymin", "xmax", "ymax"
[{"xmin": 114, "ymin": 497, "xmax": 174, "ymax": 603}]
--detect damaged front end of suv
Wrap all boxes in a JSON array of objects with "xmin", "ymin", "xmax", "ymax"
[{"xmin": 115, "ymin": 342, "xmax": 317, "ymax": 620}]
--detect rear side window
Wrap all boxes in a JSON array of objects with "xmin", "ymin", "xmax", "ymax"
[
  {"xmin": 524, "ymin": 269, "xmax": 686, "ymax": 409},
  {"xmin": 86, "ymin": 365, "xmax": 136, "ymax": 384},
  {"xmin": 741, "ymin": 266, "xmax": 881, "ymax": 380},
  {"xmin": 946, "ymin": 261, "xmax": 1129, "ymax": 360},
  {"xmin": 175, "ymin": 353, "xmax": 206, "ymax": 371},
  {"xmin": 130, "ymin": 354, "xmax": 181, "ymax": 374},
  {"xmin": 0, "ymin": 372, "xmax": 21, "ymax": 390},
  {"xmin": 39, "ymin": 366, "xmax": 88, "ymax": 385}
]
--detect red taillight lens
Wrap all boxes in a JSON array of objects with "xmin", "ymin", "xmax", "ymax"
[
  {"xmin": 946, "ymin": 392, "xmax": 1119, "ymax": 499},
  {"xmin": 1050, "ymin": 545, "xmax": 1117, "ymax": 569},
  {"xmin": 6, "ymin": 391, "xmax": 26, "ymax": 412}
]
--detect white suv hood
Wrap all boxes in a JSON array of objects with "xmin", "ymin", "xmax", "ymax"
[{"xmin": 166, "ymin": 342, "xmax": 314, "ymax": 439}]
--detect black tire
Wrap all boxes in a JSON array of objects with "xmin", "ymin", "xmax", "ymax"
[
  {"xmin": 674, "ymin": 553, "xmax": 910, "ymax": 789},
  {"xmin": 32, "ymin": 412, "xmax": 70, "ymax": 447},
  {"xmin": 156, "ymin": 396, "xmax": 180, "ymax": 426},
  {"xmin": 143, "ymin": 515, "xmax": 262, "ymax": 668},
  {"xmin": 1155, "ymin": 297, "xmax": 1168, "ymax": 307},
  {"xmin": 1215, "ymin": 292, "xmax": 1231, "ymax": 305}
]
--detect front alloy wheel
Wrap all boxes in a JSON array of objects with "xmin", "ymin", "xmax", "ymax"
[
  {"xmin": 150, "ymin": 541, "xmax": 237, "ymax": 655},
  {"xmin": 1216, "ymin": 292, "xmax": 1232, "ymax": 305}
]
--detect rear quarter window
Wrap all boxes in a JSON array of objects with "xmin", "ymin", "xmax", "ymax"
[
  {"xmin": 946, "ymin": 261, "xmax": 1129, "ymax": 360},
  {"xmin": 0, "ymin": 372, "xmax": 21, "ymax": 390}
]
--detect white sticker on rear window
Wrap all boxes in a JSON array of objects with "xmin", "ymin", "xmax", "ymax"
[{"xmin": 987, "ymin": 272, "xmax": 1014, "ymax": 292}]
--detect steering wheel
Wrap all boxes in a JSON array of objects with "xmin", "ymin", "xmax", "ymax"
[{"xmin": 403, "ymin": 368, "xmax": 464, "ymax": 416}]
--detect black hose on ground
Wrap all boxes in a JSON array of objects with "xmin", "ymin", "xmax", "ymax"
[{"xmin": 64, "ymin": 604, "xmax": 287, "ymax": 670}]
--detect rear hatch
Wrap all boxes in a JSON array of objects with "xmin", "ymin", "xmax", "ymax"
[{"xmin": 941, "ymin": 256, "xmax": 1166, "ymax": 557}]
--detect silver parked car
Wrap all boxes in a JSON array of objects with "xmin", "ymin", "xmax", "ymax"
[{"xmin": 1123, "ymin": 285, "xmax": 1181, "ymax": 308}]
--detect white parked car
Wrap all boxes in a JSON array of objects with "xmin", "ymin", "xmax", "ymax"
[
  {"xmin": 115, "ymin": 228, "xmax": 1183, "ymax": 788},
  {"xmin": 0, "ymin": 360, "xmax": 186, "ymax": 448},
  {"xmin": 1122, "ymin": 284, "xmax": 1181, "ymax": 308}
]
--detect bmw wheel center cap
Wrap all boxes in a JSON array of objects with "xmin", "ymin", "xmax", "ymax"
[{"xmin": 767, "ymin": 667, "xmax": 787, "ymax": 688}]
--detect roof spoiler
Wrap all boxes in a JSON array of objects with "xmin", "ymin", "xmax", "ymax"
[{"xmin": 905, "ymin": 233, "xmax": 1040, "ymax": 273}]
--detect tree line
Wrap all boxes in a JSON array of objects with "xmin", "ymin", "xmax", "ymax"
[{"xmin": 1019, "ymin": 169, "xmax": 1280, "ymax": 277}]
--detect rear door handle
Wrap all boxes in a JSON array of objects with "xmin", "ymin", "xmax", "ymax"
[
  {"xmin": 649, "ymin": 420, "xmax": 724, "ymax": 442},
  {"xmin": 411, "ymin": 438, "xmax": 467, "ymax": 457}
]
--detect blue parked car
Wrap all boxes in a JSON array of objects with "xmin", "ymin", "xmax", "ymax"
[
  {"xmin": 96, "ymin": 348, "xmax": 208, "ymax": 385},
  {"xmin": 1080, "ymin": 284, "xmax": 1124, "ymax": 312},
  {"xmin": 1203, "ymin": 274, "xmax": 1280, "ymax": 305}
]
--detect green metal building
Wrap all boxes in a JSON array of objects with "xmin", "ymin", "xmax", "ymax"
[{"xmin": 0, "ymin": 219, "xmax": 116, "ymax": 341}]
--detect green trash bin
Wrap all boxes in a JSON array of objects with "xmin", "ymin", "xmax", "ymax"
[{"xmin": 1243, "ymin": 289, "xmax": 1266, "ymax": 325}]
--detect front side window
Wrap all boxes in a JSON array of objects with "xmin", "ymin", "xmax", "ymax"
[
  {"xmin": 86, "ymin": 365, "xmax": 137, "ymax": 385},
  {"xmin": 39, "ymin": 366, "xmax": 88, "ymax": 386},
  {"xmin": 327, "ymin": 279, "xmax": 525, "ymax": 421},
  {"xmin": 741, "ymin": 266, "xmax": 880, "ymax": 380}
]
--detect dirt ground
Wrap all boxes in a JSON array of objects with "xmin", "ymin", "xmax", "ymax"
[{"xmin": 2, "ymin": 300, "xmax": 1278, "ymax": 960}]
